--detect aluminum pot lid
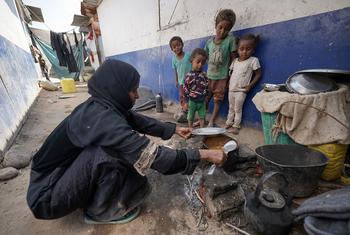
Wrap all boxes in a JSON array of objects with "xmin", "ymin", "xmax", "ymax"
[
  {"xmin": 296, "ymin": 69, "xmax": 350, "ymax": 78},
  {"xmin": 286, "ymin": 72, "xmax": 337, "ymax": 95}
]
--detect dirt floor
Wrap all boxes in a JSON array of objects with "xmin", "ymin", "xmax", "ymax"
[{"xmin": 0, "ymin": 86, "xmax": 264, "ymax": 235}]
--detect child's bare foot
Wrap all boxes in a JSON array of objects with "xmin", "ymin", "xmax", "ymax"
[
  {"xmin": 228, "ymin": 127, "xmax": 239, "ymax": 135},
  {"xmin": 224, "ymin": 124, "xmax": 231, "ymax": 129},
  {"xmin": 207, "ymin": 122, "xmax": 214, "ymax": 127},
  {"xmin": 193, "ymin": 121, "xmax": 200, "ymax": 127}
]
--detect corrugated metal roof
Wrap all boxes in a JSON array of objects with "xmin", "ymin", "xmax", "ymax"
[
  {"xmin": 71, "ymin": 14, "xmax": 90, "ymax": 27},
  {"xmin": 83, "ymin": 0, "xmax": 103, "ymax": 6},
  {"xmin": 25, "ymin": 5, "xmax": 44, "ymax": 22},
  {"xmin": 81, "ymin": 0, "xmax": 103, "ymax": 16},
  {"xmin": 79, "ymin": 26, "xmax": 90, "ymax": 33}
]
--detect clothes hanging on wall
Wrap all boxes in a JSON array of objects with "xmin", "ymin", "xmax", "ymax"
[
  {"xmin": 31, "ymin": 30, "xmax": 84, "ymax": 79},
  {"xmin": 63, "ymin": 33, "xmax": 79, "ymax": 73},
  {"xmin": 50, "ymin": 31, "xmax": 66, "ymax": 66},
  {"xmin": 50, "ymin": 31, "xmax": 79, "ymax": 73},
  {"xmin": 73, "ymin": 31, "xmax": 79, "ymax": 47},
  {"xmin": 29, "ymin": 31, "xmax": 38, "ymax": 63}
]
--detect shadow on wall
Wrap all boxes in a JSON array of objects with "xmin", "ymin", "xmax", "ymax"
[{"xmin": 109, "ymin": 7, "xmax": 350, "ymax": 128}]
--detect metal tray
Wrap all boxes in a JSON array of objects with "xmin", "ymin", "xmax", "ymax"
[{"xmin": 192, "ymin": 127, "xmax": 226, "ymax": 136}]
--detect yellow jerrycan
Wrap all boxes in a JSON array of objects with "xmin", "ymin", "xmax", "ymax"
[{"xmin": 60, "ymin": 78, "xmax": 77, "ymax": 93}]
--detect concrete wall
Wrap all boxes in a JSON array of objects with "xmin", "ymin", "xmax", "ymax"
[
  {"xmin": 0, "ymin": 0, "xmax": 40, "ymax": 156},
  {"xmin": 98, "ymin": 0, "xmax": 350, "ymax": 127}
]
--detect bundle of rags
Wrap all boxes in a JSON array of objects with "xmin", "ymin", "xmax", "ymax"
[{"xmin": 293, "ymin": 186, "xmax": 350, "ymax": 235}]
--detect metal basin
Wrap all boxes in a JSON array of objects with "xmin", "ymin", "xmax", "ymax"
[{"xmin": 255, "ymin": 145, "xmax": 328, "ymax": 197}]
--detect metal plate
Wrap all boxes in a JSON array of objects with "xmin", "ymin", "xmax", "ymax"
[{"xmin": 192, "ymin": 127, "xmax": 226, "ymax": 136}]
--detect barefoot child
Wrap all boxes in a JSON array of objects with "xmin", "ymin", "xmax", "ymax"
[
  {"xmin": 170, "ymin": 36, "xmax": 192, "ymax": 113},
  {"xmin": 184, "ymin": 49, "xmax": 209, "ymax": 129},
  {"xmin": 225, "ymin": 34, "xmax": 262, "ymax": 134},
  {"xmin": 205, "ymin": 9, "xmax": 237, "ymax": 127}
]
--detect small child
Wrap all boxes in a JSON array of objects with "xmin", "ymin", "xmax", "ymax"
[
  {"xmin": 225, "ymin": 34, "xmax": 262, "ymax": 134},
  {"xmin": 205, "ymin": 9, "xmax": 237, "ymax": 127},
  {"xmin": 170, "ymin": 36, "xmax": 192, "ymax": 113},
  {"xmin": 184, "ymin": 48, "xmax": 209, "ymax": 129}
]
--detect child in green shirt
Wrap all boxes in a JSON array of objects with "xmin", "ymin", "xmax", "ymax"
[
  {"xmin": 170, "ymin": 36, "xmax": 192, "ymax": 113},
  {"xmin": 204, "ymin": 9, "xmax": 237, "ymax": 127}
]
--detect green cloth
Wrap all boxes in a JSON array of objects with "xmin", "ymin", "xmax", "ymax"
[
  {"xmin": 172, "ymin": 52, "xmax": 192, "ymax": 85},
  {"xmin": 187, "ymin": 100, "xmax": 206, "ymax": 121},
  {"xmin": 204, "ymin": 35, "xmax": 236, "ymax": 80},
  {"xmin": 33, "ymin": 35, "xmax": 84, "ymax": 79}
]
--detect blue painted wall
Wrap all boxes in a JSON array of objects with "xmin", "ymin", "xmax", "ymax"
[
  {"xmin": 108, "ymin": 7, "xmax": 350, "ymax": 127},
  {"xmin": 0, "ymin": 34, "xmax": 40, "ymax": 146}
]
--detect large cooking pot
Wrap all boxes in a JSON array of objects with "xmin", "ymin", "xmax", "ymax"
[{"xmin": 255, "ymin": 145, "xmax": 328, "ymax": 197}]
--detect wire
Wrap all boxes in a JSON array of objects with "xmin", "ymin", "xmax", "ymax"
[{"xmin": 64, "ymin": 27, "xmax": 79, "ymax": 33}]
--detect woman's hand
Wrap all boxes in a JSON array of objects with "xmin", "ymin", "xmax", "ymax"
[
  {"xmin": 175, "ymin": 126, "xmax": 192, "ymax": 139},
  {"xmin": 199, "ymin": 149, "xmax": 227, "ymax": 166}
]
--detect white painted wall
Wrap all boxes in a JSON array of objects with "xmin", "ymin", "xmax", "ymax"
[
  {"xmin": 0, "ymin": 1, "xmax": 31, "ymax": 52},
  {"xmin": 98, "ymin": 0, "xmax": 350, "ymax": 56}
]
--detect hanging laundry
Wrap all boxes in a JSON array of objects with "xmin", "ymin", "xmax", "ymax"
[
  {"xmin": 31, "ymin": 30, "xmax": 84, "ymax": 79},
  {"xmin": 50, "ymin": 31, "xmax": 66, "ymax": 66},
  {"xmin": 63, "ymin": 33, "xmax": 79, "ymax": 73},
  {"xmin": 73, "ymin": 31, "xmax": 79, "ymax": 47},
  {"xmin": 87, "ymin": 31, "xmax": 93, "ymax": 40}
]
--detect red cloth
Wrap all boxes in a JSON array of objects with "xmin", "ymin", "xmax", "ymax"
[{"xmin": 87, "ymin": 31, "xmax": 93, "ymax": 40}]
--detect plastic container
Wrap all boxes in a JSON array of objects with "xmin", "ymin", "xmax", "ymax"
[
  {"xmin": 261, "ymin": 112, "xmax": 297, "ymax": 145},
  {"xmin": 255, "ymin": 144, "xmax": 328, "ymax": 197},
  {"xmin": 309, "ymin": 144, "xmax": 348, "ymax": 181},
  {"xmin": 60, "ymin": 78, "xmax": 77, "ymax": 93}
]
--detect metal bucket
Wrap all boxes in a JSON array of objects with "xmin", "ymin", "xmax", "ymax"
[{"xmin": 255, "ymin": 145, "xmax": 328, "ymax": 197}]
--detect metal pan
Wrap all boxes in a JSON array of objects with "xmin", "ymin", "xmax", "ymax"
[{"xmin": 192, "ymin": 127, "xmax": 226, "ymax": 136}]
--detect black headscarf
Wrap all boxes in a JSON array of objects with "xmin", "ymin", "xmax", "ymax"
[
  {"xmin": 66, "ymin": 59, "xmax": 145, "ymax": 148},
  {"xmin": 88, "ymin": 59, "xmax": 140, "ymax": 112}
]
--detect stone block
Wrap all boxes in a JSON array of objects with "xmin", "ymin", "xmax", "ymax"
[
  {"xmin": 3, "ymin": 144, "xmax": 34, "ymax": 169},
  {"xmin": 0, "ymin": 167, "xmax": 19, "ymax": 181}
]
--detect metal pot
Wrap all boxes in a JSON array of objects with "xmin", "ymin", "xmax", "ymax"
[
  {"xmin": 244, "ymin": 172, "xmax": 294, "ymax": 235},
  {"xmin": 255, "ymin": 144, "xmax": 328, "ymax": 197}
]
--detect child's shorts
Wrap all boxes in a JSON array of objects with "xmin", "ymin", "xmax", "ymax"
[
  {"xmin": 208, "ymin": 79, "xmax": 227, "ymax": 101},
  {"xmin": 187, "ymin": 100, "xmax": 206, "ymax": 121}
]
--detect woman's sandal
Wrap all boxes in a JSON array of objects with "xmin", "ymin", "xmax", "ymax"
[{"xmin": 84, "ymin": 206, "xmax": 141, "ymax": 224}]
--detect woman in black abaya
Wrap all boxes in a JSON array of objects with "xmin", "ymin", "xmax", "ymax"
[{"xmin": 27, "ymin": 60, "xmax": 225, "ymax": 224}]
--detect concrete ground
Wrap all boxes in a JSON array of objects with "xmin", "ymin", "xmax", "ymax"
[{"xmin": 0, "ymin": 86, "xmax": 264, "ymax": 235}]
